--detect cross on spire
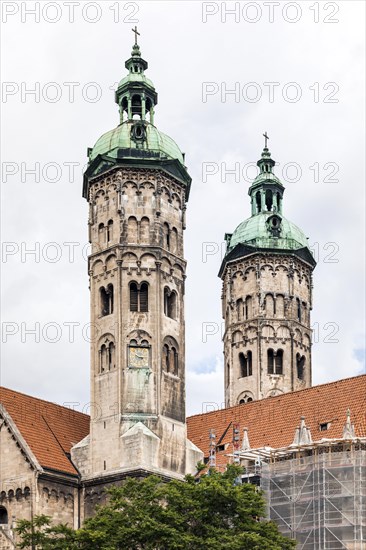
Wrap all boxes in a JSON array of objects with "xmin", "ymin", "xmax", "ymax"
[
  {"xmin": 263, "ymin": 131, "xmax": 269, "ymax": 148},
  {"xmin": 132, "ymin": 26, "xmax": 140, "ymax": 46}
]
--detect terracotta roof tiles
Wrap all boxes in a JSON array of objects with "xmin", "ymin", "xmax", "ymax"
[
  {"xmin": 187, "ymin": 375, "xmax": 366, "ymax": 470},
  {"xmin": 0, "ymin": 387, "xmax": 90, "ymax": 476}
]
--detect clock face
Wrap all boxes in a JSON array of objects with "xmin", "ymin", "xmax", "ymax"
[{"xmin": 129, "ymin": 346, "xmax": 149, "ymax": 368}]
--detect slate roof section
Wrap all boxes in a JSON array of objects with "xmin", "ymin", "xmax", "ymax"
[
  {"xmin": 187, "ymin": 375, "xmax": 366, "ymax": 469},
  {"xmin": 0, "ymin": 387, "xmax": 90, "ymax": 476}
]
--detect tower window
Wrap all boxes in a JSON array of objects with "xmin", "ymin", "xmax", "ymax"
[
  {"xmin": 164, "ymin": 288, "xmax": 177, "ymax": 319},
  {"xmin": 245, "ymin": 296, "xmax": 252, "ymax": 319},
  {"xmin": 0, "ymin": 506, "xmax": 8, "ymax": 525},
  {"xmin": 170, "ymin": 227, "xmax": 178, "ymax": 254},
  {"xmin": 275, "ymin": 349, "xmax": 283, "ymax": 374},
  {"xmin": 140, "ymin": 283, "xmax": 149, "ymax": 312},
  {"xmin": 131, "ymin": 94, "xmax": 142, "ymax": 119},
  {"xmin": 107, "ymin": 220, "xmax": 113, "ymax": 243},
  {"xmin": 163, "ymin": 223, "xmax": 170, "ymax": 250},
  {"xmin": 100, "ymin": 284, "xmax": 113, "ymax": 316},
  {"xmin": 265, "ymin": 189, "xmax": 273, "ymax": 211},
  {"xmin": 268, "ymin": 349, "xmax": 284, "ymax": 375},
  {"xmin": 130, "ymin": 282, "xmax": 138, "ymax": 312},
  {"xmin": 98, "ymin": 223, "xmax": 104, "ymax": 244},
  {"xmin": 100, "ymin": 344, "xmax": 107, "ymax": 372},
  {"xmin": 296, "ymin": 353, "xmax": 306, "ymax": 380},
  {"xmin": 256, "ymin": 191, "xmax": 261, "ymax": 213},
  {"xmin": 296, "ymin": 298, "xmax": 301, "ymax": 322},
  {"xmin": 239, "ymin": 351, "xmax": 252, "ymax": 378},
  {"xmin": 162, "ymin": 338, "xmax": 179, "ymax": 376},
  {"xmin": 130, "ymin": 282, "xmax": 149, "ymax": 312},
  {"xmin": 108, "ymin": 342, "xmax": 115, "ymax": 370}
]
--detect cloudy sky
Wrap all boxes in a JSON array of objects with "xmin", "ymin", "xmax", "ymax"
[{"xmin": 1, "ymin": 0, "xmax": 365, "ymax": 417}]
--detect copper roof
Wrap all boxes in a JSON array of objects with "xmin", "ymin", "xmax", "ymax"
[
  {"xmin": 0, "ymin": 387, "xmax": 90, "ymax": 476},
  {"xmin": 187, "ymin": 375, "xmax": 366, "ymax": 469}
]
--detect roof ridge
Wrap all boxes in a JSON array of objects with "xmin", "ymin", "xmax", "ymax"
[{"xmin": 187, "ymin": 374, "xmax": 366, "ymax": 420}]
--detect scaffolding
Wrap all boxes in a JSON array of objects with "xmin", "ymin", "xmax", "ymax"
[{"xmin": 257, "ymin": 439, "xmax": 366, "ymax": 549}]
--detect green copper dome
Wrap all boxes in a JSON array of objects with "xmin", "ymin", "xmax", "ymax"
[
  {"xmin": 227, "ymin": 211, "xmax": 309, "ymax": 252},
  {"xmin": 89, "ymin": 121, "xmax": 185, "ymax": 165},
  {"xmin": 117, "ymin": 72, "xmax": 155, "ymax": 90},
  {"xmin": 220, "ymin": 137, "xmax": 315, "ymax": 269},
  {"xmin": 83, "ymin": 32, "xmax": 191, "ymax": 198}
]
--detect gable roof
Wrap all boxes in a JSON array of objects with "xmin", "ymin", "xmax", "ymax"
[
  {"xmin": 0, "ymin": 387, "xmax": 90, "ymax": 476},
  {"xmin": 187, "ymin": 375, "xmax": 366, "ymax": 469}
]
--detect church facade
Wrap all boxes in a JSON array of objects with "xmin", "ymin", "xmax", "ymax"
[{"xmin": 1, "ymin": 35, "xmax": 365, "ymax": 550}]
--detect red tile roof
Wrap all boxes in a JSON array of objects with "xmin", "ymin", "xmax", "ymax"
[
  {"xmin": 0, "ymin": 387, "xmax": 90, "ymax": 476},
  {"xmin": 1, "ymin": 376, "xmax": 365, "ymax": 476},
  {"xmin": 187, "ymin": 375, "xmax": 366, "ymax": 470}
]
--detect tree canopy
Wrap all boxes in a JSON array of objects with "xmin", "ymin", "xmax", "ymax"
[{"xmin": 16, "ymin": 466, "xmax": 295, "ymax": 549}]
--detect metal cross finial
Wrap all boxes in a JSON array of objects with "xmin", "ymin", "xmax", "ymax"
[
  {"xmin": 132, "ymin": 26, "xmax": 140, "ymax": 46},
  {"xmin": 263, "ymin": 131, "xmax": 269, "ymax": 148}
]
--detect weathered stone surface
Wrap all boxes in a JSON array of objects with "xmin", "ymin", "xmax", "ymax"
[{"xmin": 221, "ymin": 252, "xmax": 314, "ymax": 406}]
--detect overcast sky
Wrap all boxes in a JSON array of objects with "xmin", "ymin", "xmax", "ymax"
[{"xmin": 1, "ymin": 0, "xmax": 365, "ymax": 418}]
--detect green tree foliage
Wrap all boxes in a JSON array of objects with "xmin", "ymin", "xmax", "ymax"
[{"xmin": 16, "ymin": 466, "xmax": 296, "ymax": 549}]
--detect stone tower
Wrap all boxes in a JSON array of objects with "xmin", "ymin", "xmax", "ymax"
[
  {"xmin": 219, "ymin": 140, "xmax": 316, "ymax": 407},
  {"xmin": 71, "ymin": 35, "xmax": 202, "ymax": 502}
]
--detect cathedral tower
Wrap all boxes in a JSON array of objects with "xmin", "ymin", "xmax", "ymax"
[
  {"xmin": 219, "ymin": 138, "xmax": 316, "ymax": 407},
  {"xmin": 72, "ymin": 33, "xmax": 202, "ymax": 501}
]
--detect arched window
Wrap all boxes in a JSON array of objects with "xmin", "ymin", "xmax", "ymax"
[
  {"xmin": 275, "ymin": 349, "xmax": 283, "ymax": 375},
  {"xmin": 163, "ymin": 344, "xmax": 170, "ymax": 371},
  {"xmin": 268, "ymin": 349, "xmax": 283, "ymax": 375},
  {"xmin": 277, "ymin": 192, "xmax": 281, "ymax": 212},
  {"xmin": 170, "ymin": 227, "xmax": 178, "ymax": 254},
  {"xmin": 98, "ymin": 223, "xmax": 104, "ymax": 244},
  {"xmin": 265, "ymin": 189, "xmax": 273, "ymax": 211},
  {"xmin": 162, "ymin": 339, "xmax": 179, "ymax": 376},
  {"xmin": 100, "ymin": 285, "xmax": 113, "ymax": 316},
  {"xmin": 239, "ymin": 353, "xmax": 246, "ymax": 377},
  {"xmin": 239, "ymin": 351, "xmax": 252, "ymax": 378},
  {"xmin": 140, "ymin": 283, "xmax": 149, "ymax": 312},
  {"xmin": 130, "ymin": 282, "xmax": 138, "ymax": 312},
  {"xmin": 247, "ymin": 351, "xmax": 252, "ymax": 376},
  {"xmin": 296, "ymin": 298, "xmax": 301, "ymax": 322},
  {"xmin": 100, "ymin": 287, "xmax": 109, "ymax": 316},
  {"xmin": 163, "ymin": 223, "xmax": 170, "ymax": 250},
  {"xmin": 296, "ymin": 353, "xmax": 306, "ymax": 380},
  {"xmin": 130, "ymin": 282, "xmax": 149, "ymax": 312},
  {"xmin": 108, "ymin": 342, "xmax": 115, "ymax": 370},
  {"xmin": 0, "ymin": 506, "xmax": 8, "ymax": 525},
  {"xmin": 100, "ymin": 344, "xmax": 107, "ymax": 373},
  {"xmin": 164, "ymin": 288, "xmax": 177, "ymax": 319},
  {"xmin": 107, "ymin": 284, "xmax": 114, "ymax": 314},
  {"xmin": 267, "ymin": 348, "xmax": 274, "ymax": 374},
  {"xmin": 238, "ymin": 394, "xmax": 254, "ymax": 404},
  {"xmin": 227, "ymin": 363, "xmax": 230, "ymax": 387},
  {"xmin": 107, "ymin": 220, "xmax": 113, "ymax": 243},
  {"xmin": 170, "ymin": 347, "xmax": 178, "ymax": 375},
  {"xmin": 245, "ymin": 296, "xmax": 252, "ymax": 319},
  {"xmin": 131, "ymin": 94, "xmax": 142, "ymax": 118},
  {"xmin": 256, "ymin": 191, "xmax": 261, "ymax": 213}
]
